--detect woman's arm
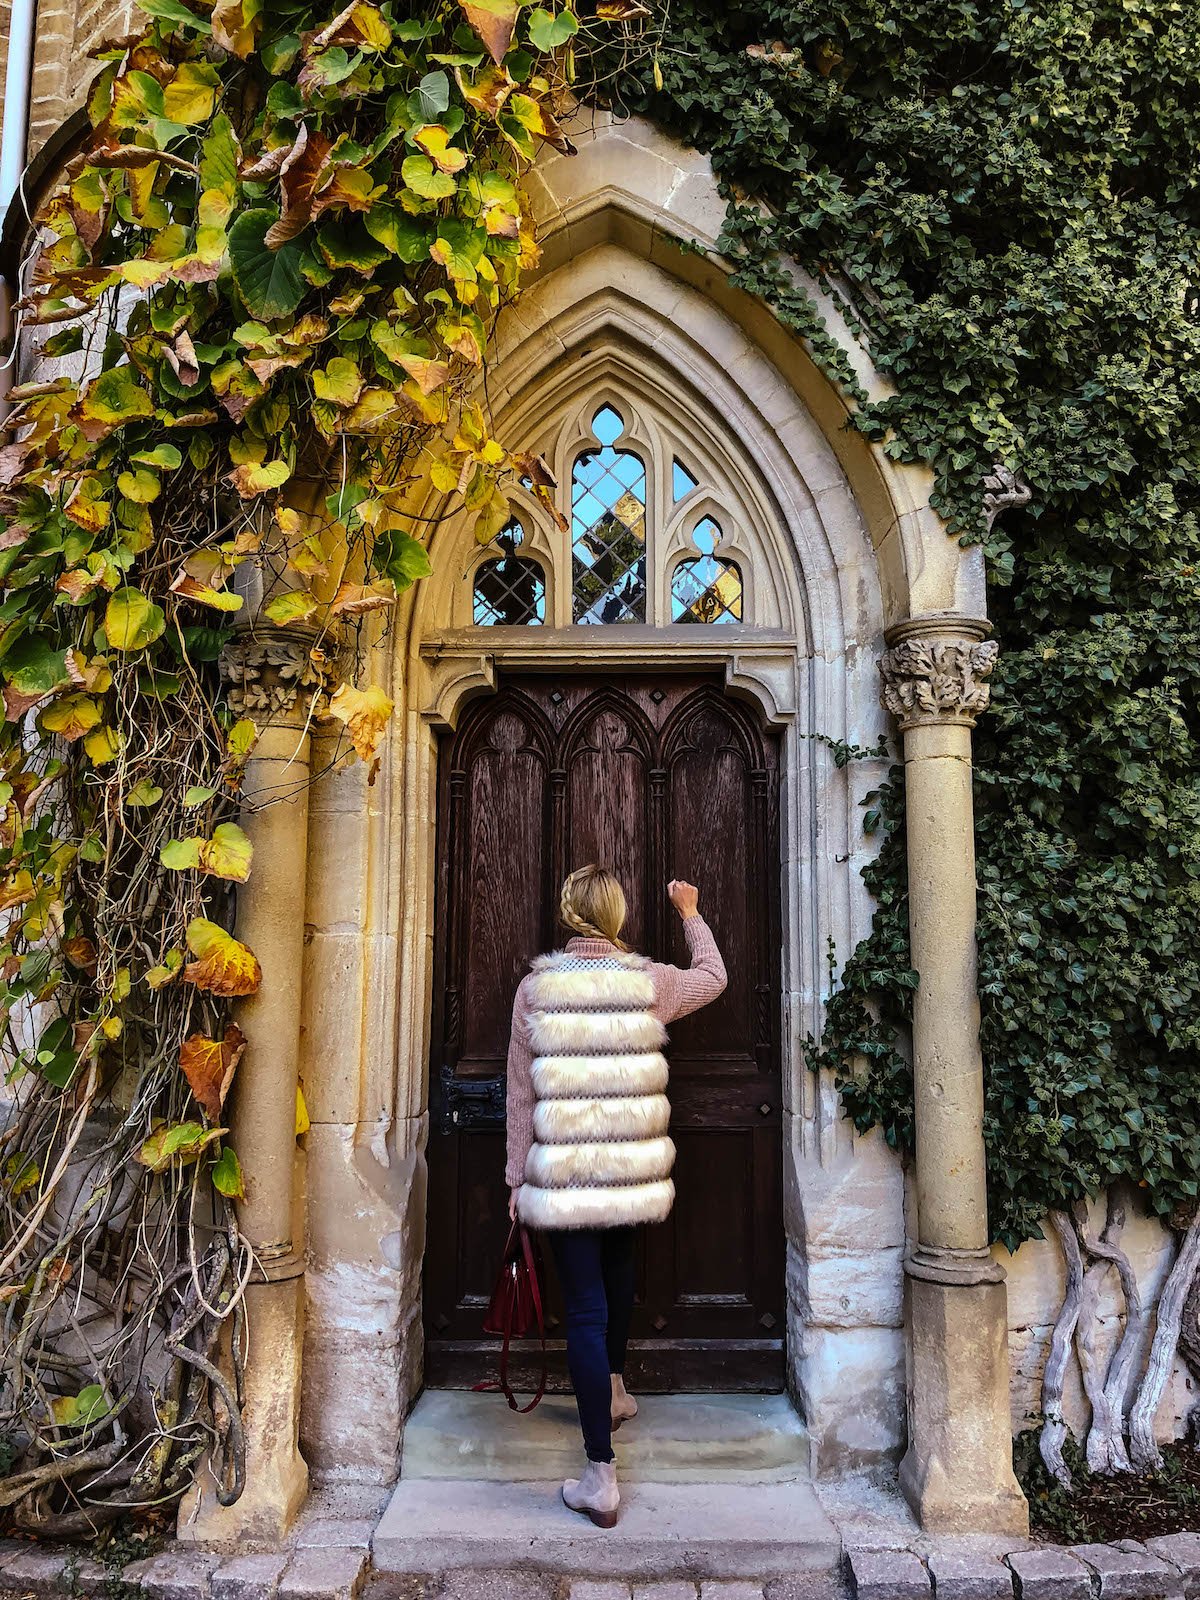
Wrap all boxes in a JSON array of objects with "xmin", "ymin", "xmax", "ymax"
[
  {"xmin": 504, "ymin": 978, "xmax": 535, "ymax": 1205},
  {"xmin": 650, "ymin": 881, "xmax": 728, "ymax": 1024}
]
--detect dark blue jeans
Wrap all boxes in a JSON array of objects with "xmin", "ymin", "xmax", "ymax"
[{"xmin": 548, "ymin": 1226, "xmax": 636, "ymax": 1464}]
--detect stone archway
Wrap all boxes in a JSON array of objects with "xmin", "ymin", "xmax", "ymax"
[{"xmin": 207, "ymin": 111, "xmax": 1029, "ymax": 1545}]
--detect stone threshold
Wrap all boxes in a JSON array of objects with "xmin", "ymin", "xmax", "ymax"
[
  {"xmin": 400, "ymin": 1391, "xmax": 813, "ymax": 1485},
  {"xmin": 373, "ymin": 1477, "xmax": 840, "ymax": 1578}
]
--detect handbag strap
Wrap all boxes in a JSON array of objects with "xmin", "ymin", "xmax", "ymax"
[{"xmin": 473, "ymin": 1223, "xmax": 547, "ymax": 1414}]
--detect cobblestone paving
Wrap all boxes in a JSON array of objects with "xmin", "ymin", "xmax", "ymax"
[{"xmin": 2, "ymin": 1530, "xmax": 1200, "ymax": 1600}]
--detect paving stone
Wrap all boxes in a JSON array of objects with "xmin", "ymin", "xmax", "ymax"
[
  {"xmin": 125, "ymin": 1551, "xmax": 222, "ymax": 1600},
  {"xmin": 62, "ymin": 1557, "xmax": 112, "ymax": 1597},
  {"xmin": 1070, "ymin": 1545, "xmax": 1179, "ymax": 1600},
  {"xmin": 212, "ymin": 1554, "xmax": 290, "ymax": 1600},
  {"xmin": 1145, "ymin": 1539, "xmax": 1200, "ymax": 1598},
  {"xmin": 359, "ymin": 1581, "xmax": 429, "ymax": 1600},
  {"xmin": 1005, "ymin": 1551, "xmax": 1094, "ymax": 1600},
  {"xmin": 848, "ymin": 1552, "xmax": 931, "ymax": 1600},
  {"xmin": 0, "ymin": 1546, "xmax": 72, "ymax": 1595},
  {"xmin": 764, "ymin": 1577, "xmax": 851, "ymax": 1600},
  {"xmin": 700, "ymin": 1587, "xmax": 764, "ymax": 1600},
  {"xmin": 571, "ymin": 1585, "xmax": 632, "ymax": 1600},
  {"xmin": 438, "ymin": 1574, "xmax": 558, "ymax": 1600},
  {"xmin": 297, "ymin": 1522, "xmax": 376, "ymax": 1552},
  {"xmin": 633, "ymin": 1587, "xmax": 698, "ymax": 1600},
  {"xmin": 278, "ymin": 1550, "xmax": 367, "ymax": 1600},
  {"xmin": 928, "ymin": 1554, "xmax": 1013, "ymax": 1600}
]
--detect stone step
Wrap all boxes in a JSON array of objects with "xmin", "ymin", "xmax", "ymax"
[
  {"xmin": 401, "ymin": 1391, "xmax": 811, "ymax": 1485},
  {"xmin": 371, "ymin": 1478, "xmax": 841, "ymax": 1579}
]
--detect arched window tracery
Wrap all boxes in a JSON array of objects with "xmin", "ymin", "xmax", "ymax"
[{"xmin": 464, "ymin": 388, "xmax": 776, "ymax": 631}]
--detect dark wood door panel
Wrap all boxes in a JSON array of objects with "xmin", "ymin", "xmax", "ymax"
[
  {"xmin": 424, "ymin": 672, "xmax": 784, "ymax": 1391},
  {"xmin": 458, "ymin": 718, "xmax": 547, "ymax": 1072}
]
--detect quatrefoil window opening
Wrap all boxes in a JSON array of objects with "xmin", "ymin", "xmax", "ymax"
[
  {"xmin": 472, "ymin": 519, "xmax": 546, "ymax": 626},
  {"xmin": 671, "ymin": 516, "xmax": 744, "ymax": 625}
]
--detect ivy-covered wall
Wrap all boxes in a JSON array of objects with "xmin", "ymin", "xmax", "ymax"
[{"xmin": 606, "ymin": 0, "xmax": 1200, "ymax": 1249}]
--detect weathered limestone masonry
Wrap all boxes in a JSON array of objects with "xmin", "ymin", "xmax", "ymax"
[
  {"xmin": 879, "ymin": 621, "xmax": 1027, "ymax": 1536},
  {"xmin": 297, "ymin": 706, "xmax": 425, "ymax": 1489}
]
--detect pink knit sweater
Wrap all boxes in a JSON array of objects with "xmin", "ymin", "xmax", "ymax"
[{"xmin": 504, "ymin": 915, "xmax": 727, "ymax": 1189}]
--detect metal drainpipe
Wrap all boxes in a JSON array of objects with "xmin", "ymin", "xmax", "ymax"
[
  {"xmin": 0, "ymin": 0, "xmax": 37, "ymax": 429},
  {"xmin": 0, "ymin": 0, "xmax": 36, "ymax": 219}
]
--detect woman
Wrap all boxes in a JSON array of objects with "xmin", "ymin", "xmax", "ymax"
[{"xmin": 505, "ymin": 865, "xmax": 727, "ymax": 1528}]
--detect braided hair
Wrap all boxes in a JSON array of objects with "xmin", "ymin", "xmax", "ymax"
[{"xmin": 559, "ymin": 864, "xmax": 631, "ymax": 953}]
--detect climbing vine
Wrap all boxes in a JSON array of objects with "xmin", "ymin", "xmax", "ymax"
[
  {"xmin": 599, "ymin": 0, "xmax": 1200, "ymax": 1255},
  {"xmin": 0, "ymin": 0, "xmax": 647, "ymax": 1531}
]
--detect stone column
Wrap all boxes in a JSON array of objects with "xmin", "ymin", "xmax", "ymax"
[
  {"xmin": 879, "ymin": 614, "xmax": 1028, "ymax": 1536},
  {"xmin": 179, "ymin": 630, "xmax": 334, "ymax": 1543}
]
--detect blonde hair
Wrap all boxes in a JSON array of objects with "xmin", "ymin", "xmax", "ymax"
[{"xmin": 559, "ymin": 865, "xmax": 631, "ymax": 952}]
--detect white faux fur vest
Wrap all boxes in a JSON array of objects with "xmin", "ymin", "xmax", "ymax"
[{"xmin": 516, "ymin": 952, "xmax": 675, "ymax": 1230}]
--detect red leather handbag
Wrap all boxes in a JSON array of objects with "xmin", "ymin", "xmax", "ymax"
[{"xmin": 473, "ymin": 1220, "xmax": 547, "ymax": 1413}]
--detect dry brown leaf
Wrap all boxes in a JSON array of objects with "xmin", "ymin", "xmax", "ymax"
[
  {"xmin": 327, "ymin": 682, "xmax": 394, "ymax": 762},
  {"xmin": 328, "ymin": 580, "xmax": 396, "ymax": 616},
  {"xmin": 179, "ymin": 1025, "xmax": 247, "ymax": 1122},
  {"xmin": 456, "ymin": 0, "xmax": 519, "ymax": 64},
  {"xmin": 62, "ymin": 936, "xmax": 99, "ymax": 974}
]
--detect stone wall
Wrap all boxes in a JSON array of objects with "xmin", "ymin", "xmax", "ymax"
[
  {"xmin": 1002, "ymin": 1191, "xmax": 1195, "ymax": 1442},
  {"xmin": 787, "ymin": 1129, "xmax": 908, "ymax": 1475},
  {"xmin": 0, "ymin": 0, "xmax": 133, "ymax": 178},
  {"xmin": 297, "ymin": 729, "xmax": 423, "ymax": 1486}
]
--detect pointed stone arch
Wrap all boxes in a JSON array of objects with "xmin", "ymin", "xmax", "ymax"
[{"xmin": 298, "ymin": 112, "xmax": 1005, "ymax": 1516}]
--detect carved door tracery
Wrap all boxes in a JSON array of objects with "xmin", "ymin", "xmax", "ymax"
[{"xmin": 424, "ymin": 673, "xmax": 784, "ymax": 1392}]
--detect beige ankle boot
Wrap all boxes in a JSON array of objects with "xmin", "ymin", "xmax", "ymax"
[
  {"xmin": 562, "ymin": 1460, "xmax": 620, "ymax": 1527},
  {"xmin": 610, "ymin": 1373, "xmax": 638, "ymax": 1428}
]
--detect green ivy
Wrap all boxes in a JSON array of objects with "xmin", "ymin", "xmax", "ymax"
[{"xmin": 603, "ymin": 0, "xmax": 1200, "ymax": 1247}]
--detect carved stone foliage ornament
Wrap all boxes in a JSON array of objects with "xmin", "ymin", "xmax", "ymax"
[
  {"xmin": 982, "ymin": 462, "xmax": 1032, "ymax": 532},
  {"xmin": 879, "ymin": 636, "xmax": 1000, "ymax": 728},
  {"xmin": 219, "ymin": 630, "xmax": 339, "ymax": 720}
]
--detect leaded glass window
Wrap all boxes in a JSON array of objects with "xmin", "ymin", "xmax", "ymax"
[
  {"xmin": 571, "ymin": 406, "xmax": 647, "ymax": 624},
  {"xmin": 671, "ymin": 517, "xmax": 743, "ymax": 624},
  {"xmin": 474, "ymin": 520, "xmax": 545, "ymax": 625}
]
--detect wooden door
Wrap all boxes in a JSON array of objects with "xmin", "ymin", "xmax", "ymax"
[{"xmin": 424, "ymin": 673, "xmax": 784, "ymax": 1391}]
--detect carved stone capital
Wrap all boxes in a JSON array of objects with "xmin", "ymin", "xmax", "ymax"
[
  {"xmin": 219, "ymin": 627, "xmax": 341, "ymax": 722},
  {"xmin": 879, "ymin": 616, "xmax": 998, "ymax": 730}
]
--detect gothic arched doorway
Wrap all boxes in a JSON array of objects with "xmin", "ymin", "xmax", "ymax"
[{"xmin": 424, "ymin": 674, "xmax": 784, "ymax": 1391}]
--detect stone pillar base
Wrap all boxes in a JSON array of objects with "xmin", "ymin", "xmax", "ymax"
[
  {"xmin": 899, "ymin": 1274, "xmax": 1028, "ymax": 1535},
  {"xmin": 177, "ymin": 1278, "xmax": 309, "ymax": 1546}
]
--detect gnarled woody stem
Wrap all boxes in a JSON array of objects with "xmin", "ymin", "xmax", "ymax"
[
  {"xmin": 1091, "ymin": 1196, "xmax": 1143, "ymax": 1472},
  {"xmin": 1128, "ymin": 1205, "xmax": 1200, "ymax": 1472},
  {"xmin": 1041, "ymin": 1209, "xmax": 1084, "ymax": 1488},
  {"xmin": 1074, "ymin": 1196, "xmax": 1134, "ymax": 1474}
]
